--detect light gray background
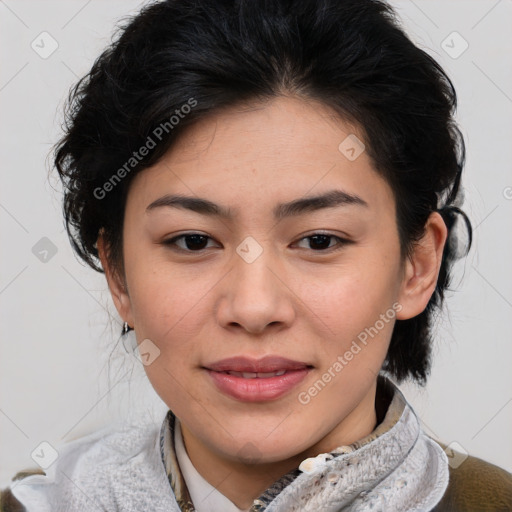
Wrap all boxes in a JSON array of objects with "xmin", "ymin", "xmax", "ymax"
[{"xmin": 1, "ymin": 0, "xmax": 511, "ymax": 486}]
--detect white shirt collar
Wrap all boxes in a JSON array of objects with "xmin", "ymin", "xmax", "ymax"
[{"xmin": 174, "ymin": 417, "xmax": 250, "ymax": 512}]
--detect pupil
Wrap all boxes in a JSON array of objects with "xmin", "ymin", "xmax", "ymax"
[
  {"xmin": 186, "ymin": 235, "xmax": 207, "ymax": 250},
  {"xmin": 310, "ymin": 235, "xmax": 330, "ymax": 250}
]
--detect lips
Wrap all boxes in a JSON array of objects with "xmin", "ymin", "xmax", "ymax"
[
  {"xmin": 203, "ymin": 355, "xmax": 313, "ymax": 401},
  {"xmin": 204, "ymin": 355, "xmax": 311, "ymax": 374}
]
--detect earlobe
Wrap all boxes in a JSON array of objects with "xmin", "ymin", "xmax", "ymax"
[
  {"xmin": 396, "ymin": 212, "xmax": 448, "ymax": 320},
  {"xmin": 96, "ymin": 232, "xmax": 134, "ymax": 328}
]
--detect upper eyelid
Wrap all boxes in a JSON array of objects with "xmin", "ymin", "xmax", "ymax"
[{"xmin": 165, "ymin": 231, "xmax": 347, "ymax": 241}]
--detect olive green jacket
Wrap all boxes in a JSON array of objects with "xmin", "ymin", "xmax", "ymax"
[{"xmin": 432, "ymin": 441, "xmax": 512, "ymax": 511}]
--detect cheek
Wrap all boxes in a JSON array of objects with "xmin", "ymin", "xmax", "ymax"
[
  {"xmin": 303, "ymin": 275, "xmax": 397, "ymax": 399},
  {"xmin": 126, "ymin": 268, "xmax": 209, "ymax": 408},
  {"xmin": 125, "ymin": 258, "xmax": 211, "ymax": 338},
  {"xmin": 296, "ymin": 260, "xmax": 400, "ymax": 335}
]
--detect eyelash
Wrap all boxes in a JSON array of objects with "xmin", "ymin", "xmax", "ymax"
[{"xmin": 161, "ymin": 232, "xmax": 352, "ymax": 254}]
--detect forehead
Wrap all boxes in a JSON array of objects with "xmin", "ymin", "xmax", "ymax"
[{"xmin": 125, "ymin": 96, "xmax": 395, "ymax": 218}]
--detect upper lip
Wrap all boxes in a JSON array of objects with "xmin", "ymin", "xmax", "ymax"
[{"xmin": 204, "ymin": 356, "xmax": 312, "ymax": 373}]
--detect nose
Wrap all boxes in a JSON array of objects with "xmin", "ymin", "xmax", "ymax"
[{"xmin": 216, "ymin": 242, "xmax": 296, "ymax": 335}]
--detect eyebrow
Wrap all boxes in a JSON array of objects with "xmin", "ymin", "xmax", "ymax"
[{"xmin": 145, "ymin": 189, "xmax": 368, "ymax": 220}]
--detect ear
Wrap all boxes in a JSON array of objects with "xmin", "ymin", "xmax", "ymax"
[
  {"xmin": 396, "ymin": 212, "xmax": 448, "ymax": 320},
  {"xmin": 97, "ymin": 231, "xmax": 134, "ymax": 328}
]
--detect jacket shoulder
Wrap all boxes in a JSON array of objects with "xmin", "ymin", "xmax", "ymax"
[
  {"xmin": 431, "ymin": 438, "xmax": 512, "ymax": 512},
  {"xmin": 0, "ymin": 468, "xmax": 45, "ymax": 512}
]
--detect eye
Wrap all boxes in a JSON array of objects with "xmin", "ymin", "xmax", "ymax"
[
  {"xmin": 294, "ymin": 233, "xmax": 350, "ymax": 252},
  {"xmin": 162, "ymin": 232, "xmax": 351, "ymax": 253},
  {"xmin": 162, "ymin": 233, "xmax": 219, "ymax": 252}
]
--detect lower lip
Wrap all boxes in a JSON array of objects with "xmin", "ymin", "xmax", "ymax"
[{"xmin": 205, "ymin": 368, "xmax": 311, "ymax": 402}]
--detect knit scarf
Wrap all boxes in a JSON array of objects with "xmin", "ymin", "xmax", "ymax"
[{"xmin": 159, "ymin": 375, "xmax": 449, "ymax": 512}]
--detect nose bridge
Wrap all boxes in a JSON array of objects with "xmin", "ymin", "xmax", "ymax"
[
  {"xmin": 233, "ymin": 235, "xmax": 281, "ymax": 299},
  {"xmin": 219, "ymin": 235, "xmax": 294, "ymax": 332}
]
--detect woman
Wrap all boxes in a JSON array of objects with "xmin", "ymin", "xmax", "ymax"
[{"xmin": 2, "ymin": 0, "xmax": 511, "ymax": 510}]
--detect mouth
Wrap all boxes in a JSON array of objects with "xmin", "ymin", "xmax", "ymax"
[
  {"xmin": 203, "ymin": 355, "xmax": 313, "ymax": 402},
  {"xmin": 216, "ymin": 369, "xmax": 289, "ymax": 378},
  {"xmin": 203, "ymin": 355, "xmax": 313, "ymax": 373}
]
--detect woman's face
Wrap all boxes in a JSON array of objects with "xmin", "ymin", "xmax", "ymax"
[{"xmin": 101, "ymin": 96, "xmax": 438, "ymax": 465}]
